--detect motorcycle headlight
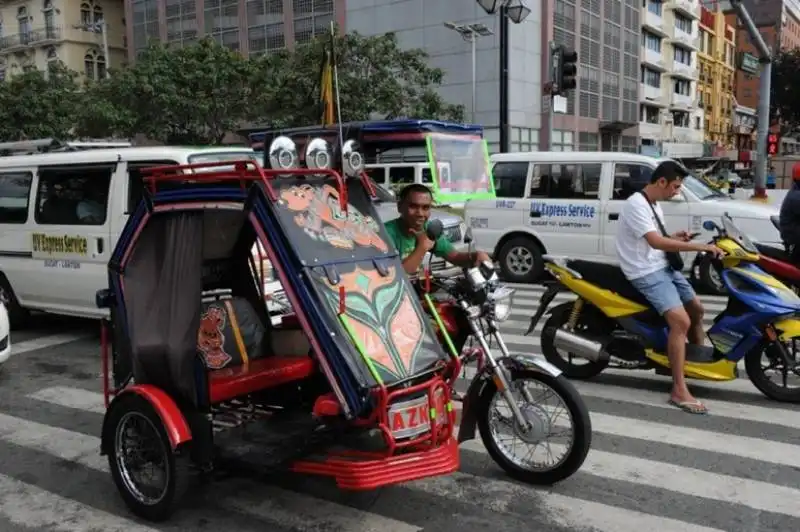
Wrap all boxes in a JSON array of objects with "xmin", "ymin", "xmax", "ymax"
[{"xmin": 490, "ymin": 286, "xmax": 515, "ymax": 322}]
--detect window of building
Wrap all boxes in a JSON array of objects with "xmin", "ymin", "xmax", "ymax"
[
  {"xmin": 84, "ymin": 49, "xmax": 106, "ymax": 80},
  {"xmin": 166, "ymin": 0, "xmax": 199, "ymax": 46},
  {"xmin": 246, "ymin": 0, "xmax": 285, "ymax": 55},
  {"xmin": 43, "ymin": 0, "xmax": 56, "ymax": 35},
  {"xmin": 0, "ymin": 172, "xmax": 33, "ymax": 224},
  {"xmin": 672, "ymin": 110, "xmax": 691, "ymax": 127},
  {"xmin": 612, "ymin": 163, "xmax": 653, "ymax": 200},
  {"xmin": 35, "ymin": 166, "xmax": 112, "ymax": 226},
  {"xmin": 132, "ymin": 0, "xmax": 160, "ymax": 52},
  {"xmin": 205, "ymin": 0, "xmax": 240, "ymax": 50},
  {"xmin": 80, "ymin": 1, "xmax": 103, "ymax": 28},
  {"xmin": 646, "ymin": 0, "xmax": 662, "ymax": 16},
  {"xmin": 641, "ymin": 66, "xmax": 660, "ymax": 87},
  {"xmin": 673, "ymin": 78, "xmax": 691, "ymax": 95},
  {"xmin": 675, "ymin": 13, "xmax": 692, "ymax": 33},
  {"xmin": 292, "ymin": 0, "xmax": 334, "ymax": 44},
  {"xmin": 17, "ymin": 7, "xmax": 30, "ymax": 40},
  {"xmin": 491, "ymin": 162, "xmax": 528, "ymax": 198},
  {"xmin": 642, "ymin": 30, "xmax": 661, "ymax": 52},
  {"xmin": 642, "ymin": 105, "xmax": 660, "ymax": 123},
  {"xmin": 673, "ymin": 46, "xmax": 691, "ymax": 65}
]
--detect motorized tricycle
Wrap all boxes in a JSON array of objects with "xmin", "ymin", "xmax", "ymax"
[
  {"xmin": 94, "ymin": 124, "xmax": 589, "ymax": 523},
  {"xmin": 529, "ymin": 214, "xmax": 800, "ymax": 402},
  {"xmin": 254, "ymin": 120, "xmax": 591, "ymax": 485}
]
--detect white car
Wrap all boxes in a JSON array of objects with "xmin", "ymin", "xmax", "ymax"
[{"xmin": 0, "ymin": 302, "xmax": 10, "ymax": 369}]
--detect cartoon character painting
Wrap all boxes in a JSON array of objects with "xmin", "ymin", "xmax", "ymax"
[
  {"xmin": 279, "ymin": 184, "xmax": 389, "ymax": 253},
  {"xmin": 198, "ymin": 305, "xmax": 232, "ymax": 370}
]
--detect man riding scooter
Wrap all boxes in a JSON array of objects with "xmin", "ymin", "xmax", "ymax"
[{"xmin": 779, "ymin": 163, "xmax": 800, "ymax": 263}]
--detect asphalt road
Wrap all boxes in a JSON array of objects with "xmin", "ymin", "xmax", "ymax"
[{"xmin": 0, "ymin": 285, "xmax": 798, "ymax": 532}]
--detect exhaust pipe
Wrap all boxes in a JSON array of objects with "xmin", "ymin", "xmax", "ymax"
[{"xmin": 551, "ymin": 328, "xmax": 609, "ymax": 362}]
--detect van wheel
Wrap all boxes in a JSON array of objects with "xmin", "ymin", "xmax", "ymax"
[
  {"xmin": 497, "ymin": 236, "xmax": 543, "ymax": 284},
  {"xmin": 0, "ymin": 275, "xmax": 29, "ymax": 330}
]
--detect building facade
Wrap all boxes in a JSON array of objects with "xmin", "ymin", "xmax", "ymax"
[
  {"xmin": 697, "ymin": 3, "xmax": 735, "ymax": 149},
  {"xmin": 0, "ymin": 0, "xmax": 126, "ymax": 81},
  {"xmin": 127, "ymin": 0, "xmax": 341, "ymax": 60},
  {"xmin": 637, "ymin": 0, "xmax": 704, "ymax": 157}
]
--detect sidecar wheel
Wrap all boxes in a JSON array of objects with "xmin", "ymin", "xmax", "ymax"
[
  {"xmin": 476, "ymin": 369, "xmax": 592, "ymax": 485},
  {"xmin": 107, "ymin": 394, "xmax": 192, "ymax": 522}
]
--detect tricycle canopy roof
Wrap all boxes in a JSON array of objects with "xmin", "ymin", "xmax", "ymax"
[{"xmin": 244, "ymin": 119, "xmax": 484, "ymax": 155}]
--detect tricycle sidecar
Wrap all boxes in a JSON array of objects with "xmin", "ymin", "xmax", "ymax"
[{"xmin": 96, "ymin": 136, "xmax": 461, "ymax": 521}]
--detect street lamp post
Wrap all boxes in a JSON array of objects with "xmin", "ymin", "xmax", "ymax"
[
  {"xmin": 443, "ymin": 22, "xmax": 494, "ymax": 124},
  {"xmin": 477, "ymin": 0, "xmax": 531, "ymax": 153}
]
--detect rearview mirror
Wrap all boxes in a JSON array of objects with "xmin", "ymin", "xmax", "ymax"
[
  {"xmin": 770, "ymin": 215, "xmax": 780, "ymax": 230},
  {"xmin": 426, "ymin": 219, "xmax": 444, "ymax": 240},
  {"xmin": 464, "ymin": 227, "xmax": 473, "ymax": 244},
  {"xmin": 702, "ymin": 220, "xmax": 718, "ymax": 231}
]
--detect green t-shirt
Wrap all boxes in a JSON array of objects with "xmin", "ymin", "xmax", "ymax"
[{"xmin": 384, "ymin": 218, "xmax": 455, "ymax": 261}]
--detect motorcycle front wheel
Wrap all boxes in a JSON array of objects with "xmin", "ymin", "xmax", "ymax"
[{"xmin": 475, "ymin": 368, "xmax": 592, "ymax": 485}]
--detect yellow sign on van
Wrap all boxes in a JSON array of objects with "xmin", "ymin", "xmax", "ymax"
[{"xmin": 32, "ymin": 233, "xmax": 88, "ymax": 255}]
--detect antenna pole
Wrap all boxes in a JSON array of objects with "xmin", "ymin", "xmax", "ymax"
[{"xmin": 331, "ymin": 21, "xmax": 345, "ymax": 158}]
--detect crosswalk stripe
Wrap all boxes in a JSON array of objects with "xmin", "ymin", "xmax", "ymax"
[
  {"xmin": 573, "ymin": 380, "xmax": 800, "ymax": 429},
  {"xmin": 8, "ymin": 332, "xmax": 93, "ymax": 356},
  {"xmin": 19, "ymin": 384, "xmax": 800, "ymax": 522},
  {"xmin": 456, "ymin": 437, "xmax": 800, "ymax": 519},
  {"xmin": 409, "ymin": 471, "xmax": 728, "ymax": 532},
  {"xmin": 0, "ymin": 473, "xmax": 160, "ymax": 532}
]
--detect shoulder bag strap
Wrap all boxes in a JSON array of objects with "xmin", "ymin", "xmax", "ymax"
[{"xmin": 637, "ymin": 190, "xmax": 669, "ymax": 238}]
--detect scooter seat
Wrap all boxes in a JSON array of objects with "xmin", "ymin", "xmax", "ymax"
[
  {"xmin": 565, "ymin": 259, "xmax": 652, "ymax": 307},
  {"xmin": 756, "ymin": 242, "xmax": 789, "ymax": 262}
]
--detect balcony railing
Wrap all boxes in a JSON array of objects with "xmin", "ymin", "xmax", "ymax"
[{"xmin": 0, "ymin": 26, "xmax": 62, "ymax": 51}]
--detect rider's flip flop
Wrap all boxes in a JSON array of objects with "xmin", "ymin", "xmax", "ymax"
[{"xmin": 668, "ymin": 399, "xmax": 709, "ymax": 415}]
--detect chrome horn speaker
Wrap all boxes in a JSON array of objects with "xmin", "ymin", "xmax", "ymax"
[
  {"xmin": 341, "ymin": 139, "xmax": 364, "ymax": 177},
  {"xmin": 304, "ymin": 137, "xmax": 333, "ymax": 169},
  {"xmin": 268, "ymin": 136, "xmax": 299, "ymax": 170}
]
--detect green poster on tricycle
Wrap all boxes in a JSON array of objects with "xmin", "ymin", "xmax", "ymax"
[{"xmin": 425, "ymin": 133, "xmax": 496, "ymax": 204}]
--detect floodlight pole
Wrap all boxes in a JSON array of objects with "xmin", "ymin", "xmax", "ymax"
[{"xmin": 499, "ymin": 3, "xmax": 510, "ymax": 153}]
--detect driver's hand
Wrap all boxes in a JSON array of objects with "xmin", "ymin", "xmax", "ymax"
[
  {"xmin": 415, "ymin": 231, "xmax": 435, "ymax": 252},
  {"xmin": 474, "ymin": 250, "xmax": 491, "ymax": 264},
  {"xmin": 703, "ymin": 244, "xmax": 725, "ymax": 258}
]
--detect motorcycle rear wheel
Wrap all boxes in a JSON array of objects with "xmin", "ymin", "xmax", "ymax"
[
  {"xmin": 540, "ymin": 302, "xmax": 609, "ymax": 379},
  {"xmin": 476, "ymin": 369, "xmax": 592, "ymax": 485}
]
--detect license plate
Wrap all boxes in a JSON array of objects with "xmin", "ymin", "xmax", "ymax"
[{"xmin": 388, "ymin": 390, "xmax": 448, "ymax": 440}]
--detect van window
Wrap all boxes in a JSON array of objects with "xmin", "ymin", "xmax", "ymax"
[
  {"xmin": 612, "ymin": 163, "xmax": 653, "ymax": 200},
  {"xmin": 492, "ymin": 162, "xmax": 528, "ymax": 198},
  {"xmin": 389, "ymin": 166, "xmax": 415, "ymax": 185},
  {"xmin": 421, "ymin": 168, "xmax": 434, "ymax": 183},
  {"xmin": 0, "ymin": 172, "xmax": 33, "ymax": 224},
  {"xmin": 127, "ymin": 160, "xmax": 179, "ymax": 213},
  {"xmin": 543, "ymin": 163, "xmax": 602, "ymax": 199},
  {"xmin": 35, "ymin": 165, "xmax": 113, "ymax": 225}
]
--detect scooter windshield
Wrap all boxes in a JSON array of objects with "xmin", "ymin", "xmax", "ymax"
[{"xmin": 722, "ymin": 215, "xmax": 758, "ymax": 253}]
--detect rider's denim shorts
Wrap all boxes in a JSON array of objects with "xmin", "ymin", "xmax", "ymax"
[{"xmin": 629, "ymin": 267, "xmax": 696, "ymax": 315}]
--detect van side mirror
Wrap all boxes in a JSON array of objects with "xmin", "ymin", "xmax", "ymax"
[{"xmin": 463, "ymin": 227, "xmax": 473, "ymax": 244}]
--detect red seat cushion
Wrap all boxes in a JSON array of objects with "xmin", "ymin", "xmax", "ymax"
[{"xmin": 208, "ymin": 356, "xmax": 316, "ymax": 404}]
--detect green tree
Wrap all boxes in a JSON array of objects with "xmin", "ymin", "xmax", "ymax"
[
  {"xmin": 770, "ymin": 49, "xmax": 800, "ymax": 133},
  {"xmin": 252, "ymin": 31, "xmax": 465, "ymax": 126},
  {"xmin": 77, "ymin": 38, "xmax": 260, "ymax": 144},
  {"xmin": 0, "ymin": 63, "xmax": 82, "ymax": 140}
]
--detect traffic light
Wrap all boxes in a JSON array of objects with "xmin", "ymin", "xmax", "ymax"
[
  {"xmin": 552, "ymin": 45, "xmax": 578, "ymax": 96},
  {"xmin": 767, "ymin": 133, "xmax": 780, "ymax": 156}
]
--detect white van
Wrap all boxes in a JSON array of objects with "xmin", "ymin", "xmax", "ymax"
[
  {"xmin": 464, "ymin": 152, "xmax": 782, "ymax": 287},
  {"xmin": 0, "ymin": 146, "xmax": 259, "ymax": 327},
  {"xmin": 365, "ymin": 162, "xmax": 452, "ymax": 196}
]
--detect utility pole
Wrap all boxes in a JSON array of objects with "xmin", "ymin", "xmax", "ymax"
[
  {"xmin": 729, "ymin": 0, "xmax": 771, "ymax": 198},
  {"xmin": 443, "ymin": 22, "xmax": 494, "ymax": 123}
]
